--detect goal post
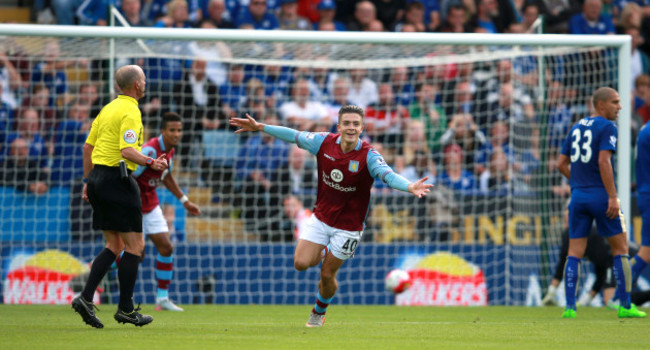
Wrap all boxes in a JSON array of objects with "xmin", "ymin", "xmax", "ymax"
[{"xmin": 0, "ymin": 23, "xmax": 633, "ymax": 306}]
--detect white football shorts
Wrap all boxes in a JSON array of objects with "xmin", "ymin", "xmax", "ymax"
[
  {"xmin": 299, "ymin": 214, "xmax": 362, "ymax": 260},
  {"xmin": 142, "ymin": 205, "xmax": 169, "ymax": 235}
]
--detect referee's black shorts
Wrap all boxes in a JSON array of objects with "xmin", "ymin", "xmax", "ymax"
[{"xmin": 87, "ymin": 164, "xmax": 142, "ymax": 233}]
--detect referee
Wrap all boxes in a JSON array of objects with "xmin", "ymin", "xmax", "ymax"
[{"xmin": 72, "ymin": 65, "xmax": 168, "ymax": 328}]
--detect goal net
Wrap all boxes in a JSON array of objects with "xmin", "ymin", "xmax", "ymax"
[{"xmin": 0, "ymin": 24, "xmax": 632, "ymax": 306}]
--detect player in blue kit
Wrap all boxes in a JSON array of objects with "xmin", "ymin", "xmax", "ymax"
[
  {"xmin": 557, "ymin": 87, "xmax": 646, "ymax": 318},
  {"xmin": 629, "ymin": 123, "xmax": 650, "ymax": 285},
  {"xmin": 230, "ymin": 105, "xmax": 433, "ymax": 327}
]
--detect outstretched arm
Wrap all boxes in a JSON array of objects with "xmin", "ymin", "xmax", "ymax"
[{"xmin": 367, "ymin": 150, "xmax": 433, "ymax": 198}]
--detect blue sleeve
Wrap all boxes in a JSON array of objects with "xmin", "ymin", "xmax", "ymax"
[
  {"xmin": 367, "ymin": 149, "xmax": 410, "ymax": 192},
  {"xmin": 76, "ymin": 0, "xmax": 105, "ymax": 25},
  {"xmin": 599, "ymin": 122, "xmax": 617, "ymax": 153},
  {"xmin": 295, "ymin": 131, "xmax": 328, "ymax": 155},
  {"xmin": 133, "ymin": 146, "xmax": 156, "ymax": 177},
  {"xmin": 568, "ymin": 15, "xmax": 582, "ymax": 34},
  {"xmin": 263, "ymin": 125, "xmax": 299, "ymax": 143}
]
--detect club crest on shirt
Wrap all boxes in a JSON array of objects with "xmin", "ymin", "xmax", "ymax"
[
  {"xmin": 124, "ymin": 129, "xmax": 137, "ymax": 144},
  {"xmin": 349, "ymin": 160, "xmax": 359, "ymax": 172},
  {"xmin": 330, "ymin": 169, "xmax": 344, "ymax": 182}
]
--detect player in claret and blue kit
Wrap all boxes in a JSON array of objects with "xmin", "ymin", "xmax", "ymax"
[
  {"xmin": 230, "ymin": 105, "xmax": 433, "ymax": 327},
  {"xmin": 557, "ymin": 87, "xmax": 646, "ymax": 318},
  {"xmin": 133, "ymin": 112, "xmax": 201, "ymax": 311}
]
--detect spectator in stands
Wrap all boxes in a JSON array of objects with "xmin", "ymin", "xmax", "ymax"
[
  {"xmin": 51, "ymin": 0, "xmax": 85, "ymax": 25},
  {"xmin": 4, "ymin": 108, "xmax": 50, "ymax": 170},
  {"xmin": 235, "ymin": 113, "xmax": 289, "ymax": 222},
  {"xmin": 394, "ymin": 1, "xmax": 428, "ymax": 32},
  {"xmin": 444, "ymin": 80, "xmax": 476, "ymax": 120},
  {"xmin": 398, "ymin": 119, "xmax": 432, "ymax": 173},
  {"xmin": 219, "ymin": 63, "xmax": 248, "ymax": 117},
  {"xmin": 174, "ymin": 58, "xmax": 225, "ymax": 166},
  {"xmin": 437, "ymin": 143, "xmax": 477, "ymax": 194},
  {"xmin": 535, "ymin": 0, "xmax": 581, "ymax": 33},
  {"xmin": 365, "ymin": 82, "xmax": 410, "ymax": 150},
  {"xmin": 469, "ymin": 0, "xmax": 509, "ymax": 33},
  {"xmin": 398, "ymin": 148, "xmax": 437, "ymax": 186},
  {"xmin": 242, "ymin": 78, "xmax": 271, "ymax": 120},
  {"xmin": 276, "ymin": 144, "xmax": 318, "ymax": 195},
  {"xmin": 119, "ymin": 0, "xmax": 153, "ymax": 27},
  {"xmin": 439, "ymin": 113, "xmax": 487, "ymax": 173},
  {"xmin": 77, "ymin": 0, "xmax": 117, "ymax": 25},
  {"xmin": 408, "ymin": 0, "xmax": 441, "ymax": 31},
  {"xmin": 0, "ymin": 137, "xmax": 48, "ymax": 194},
  {"xmin": 323, "ymin": 77, "xmax": 353, "ymax": 125},
  {"xmin": 258, "ymin": 64, "xmax": 292, "ymax": 106},
  {"xmin": 478, "ymin": 147, "xmax": 510, "ymax": 195},
  {"xmin": 485, "ymin": 82, "xmax": 534, "ymax": 129},
  {"xmin": 155, "ymin": 0, "xmax": 194, "ymax": 27},
  {"xmin": 31, "ymin": 39, "xmax": 78, "ymax": 110},
  {"xmin": 76, "ymin": 82, "xmax": 103, "ymax": 118},
  {"xmin": 20, "ymin": 84, "xmax": 57, "ymax": 137},
  {"xmin": 546, "ymin": 80, "xmax": 578, "ymax": 149},
  {"xmin": 279, "ymin": 78, "xmax": 329, "ymax": 130},
  {"xmin": 521, "ymin": 2, "xmax": 541, "ymax": 32},
  {"xmin": 0, "ymin": 85, "xmax": 13, "ymax": 151},
  {"xmin": 0, "ymin": 47, "xmax": 22, "ymax": 111},
  {"xmin": 347, "ymin": 1, "xmax": 377, "ymax": 31},
  {"xmin": 278, "ymin": 0, "xmax": 311, "ymax": 29},
  {"xmin": 569, "ymin": 0, "xmax": 615, "ymax": 34},
  {"xmin": 205, "ymin": 0, "xmax": 236, "ymax": 28},
  {"xmin": 282, "ymin": 194, "xmax": 312, "ymax": 241},
  {"xmin": 371, "ymin": 0, "xmax": 405, "ymax": 30},
  {"xmin": 625, "ymin": 26, "xmax": 650, "ymax": 90},
  {"xmin": 50, "ymin": 99, "xmax": 91, "ymax": 185},
  {"xmin": 616, "ymin": 3, "xmax": 645, "ymax": 35},
  {"xmin": 298, "ymin": 55, "xmax": 334, "ymax": 103},
  {"xmin": 366, "ymin": 19, "xmax": 385, "ymax": 31},
  {"xmin": 313, "ymin": 0, "xmax": 346, "ymax": 30},
  {"xmin": 390, "ymin": 66, "xmax": 416, "ymax": 108},
  {"xmin": 235, "ymin": 0, "xmax": 280, "ymax": 29},
  {"xmin": 516, "ymin": 127, "xmax": 540, "ymax": 190},
  {"xmin": 435, "ymin": 3, "xmax": 471, "ymax": 32},
  {"xmin": 409, "ymin": 81, "xmax": 446, "ymax": 154},
  {"xmin": 344, "ymin": 68, "xmax": 379, "ymax": 109},
  {"xmin": 475, "ymin": 120, "xmax": 514, "ymax": 175},
  {"xmin": 635, "ymin": 74, "xmax": 650, "ymax": 124},
  {"xmin": 190, "ymin": 20, "xmax": 233, "ymax": 86}
]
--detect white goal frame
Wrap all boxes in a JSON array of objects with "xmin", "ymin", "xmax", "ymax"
[{"xmin": 0, "ymin": 24, "xmax": 632, "ymax": 233}]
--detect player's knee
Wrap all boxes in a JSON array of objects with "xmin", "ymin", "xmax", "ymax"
[
  {"xmin": 294, "ymin": 258, "xmax": 310, "ymax": 271},
  {"xmin": 158, "ymin": 243, "xmax": 174, "ymax": 257},
  {"xmin": 320, "ymin": 269, "xmax": 336, "ymax": 282}
]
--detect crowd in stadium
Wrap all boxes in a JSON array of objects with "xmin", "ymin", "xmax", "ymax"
[{"xmin": 1, "ymin": 0, "xmax": 650, "ymax": 241}]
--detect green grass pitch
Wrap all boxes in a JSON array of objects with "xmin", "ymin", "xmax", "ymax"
[{"xmin": 2, "ymin": 304, "xmax": 650, "ymax": 349}]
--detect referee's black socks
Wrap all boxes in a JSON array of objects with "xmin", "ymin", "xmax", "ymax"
[
  {"xmin": 81, "ymin": 248, "xmax": 117, "ymax": 302},
  {"xmin": 118, "ymin": 251, "xmax": 140, "ymax": 312}
]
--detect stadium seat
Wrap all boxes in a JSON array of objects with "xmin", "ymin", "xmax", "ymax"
[
  {"xmin": 0, "ymin": 7, "xmax": 30, "ymax": 23},
  {"xmin": 202, "ymin": 130, "xmax": 240, "ymax": 167},
  {"xmin": 185, "ymin": 217, "xmax": 247, "ymax": 241}
]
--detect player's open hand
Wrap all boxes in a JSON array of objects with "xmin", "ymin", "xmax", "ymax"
[
  {"xmin": 408, "ymin": 177, "xmax": 434, "ymax": 198},
  {"xmin": 184, "ymin": 201, "xmax": 201, "ymax": 216},
  {"xmin": 606, "ymin": 197, "xmax": 620, "ymax": 219},
  {"xmin": 230, "ymin": 114, "xmax": 264, "ymax": 133}
]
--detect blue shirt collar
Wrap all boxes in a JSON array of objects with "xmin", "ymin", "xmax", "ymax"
[{"xmin": 158, "ymin": 134, "xmax": 167, "ymax": 152}]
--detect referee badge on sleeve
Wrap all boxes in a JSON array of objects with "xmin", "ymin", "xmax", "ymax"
[{"xmin": 124, "ymin": 130, "xmax": 138, "ymax": 144}]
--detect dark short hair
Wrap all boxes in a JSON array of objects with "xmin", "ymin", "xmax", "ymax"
[
  {"xmin": 592, "ymin": 87, "xmax": 618, "ymax": 110},
  {"xmin": 338, "ymin": 105, "xmax": 364, "ymax": 121},
  {"xmin": 161, "ymin": 112, "xmax": 182, "ymax": 130}
]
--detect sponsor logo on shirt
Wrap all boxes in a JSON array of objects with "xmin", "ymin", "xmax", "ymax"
[
  {"xmin": 330, "ymin": 169, "xmax": 344, "ymax": 182},
  {"xmin": 124, "ymin": 130, "xmax": 137, "ymax": 144},
  {"xmin": 322, "ymin": 171, "xmax": 356, "ymax": 192}
]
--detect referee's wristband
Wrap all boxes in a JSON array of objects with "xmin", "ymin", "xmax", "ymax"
[{"xmin": 179, "ymin": 194, "xmax": 189, "ymax": 204}]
